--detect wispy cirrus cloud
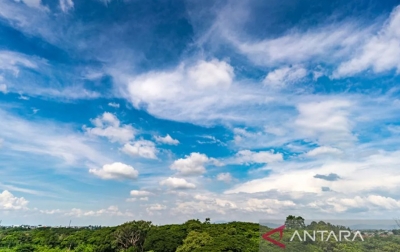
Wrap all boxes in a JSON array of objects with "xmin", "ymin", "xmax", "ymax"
[
  {"xmin": 0, "ymin": 108, "xmax": 111, "ymax": 167},
  {"xmin": 335, "ymin": 6, "xmax": 400, "ymax": 77}
]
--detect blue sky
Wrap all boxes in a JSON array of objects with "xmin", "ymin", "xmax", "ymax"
[{"xmin": 1, "ymin": 0, "xmax": 400, "ymax": 226}]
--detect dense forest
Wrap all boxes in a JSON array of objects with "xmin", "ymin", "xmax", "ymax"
[{"xmin": 0, "ymin": 216, "xmax": 400, "ymax": 252}]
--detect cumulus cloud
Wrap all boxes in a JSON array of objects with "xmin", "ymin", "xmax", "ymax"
[
  {"xmin": 130, "ymin": 190, "xmax": 153, "ymax": 197},
  {"xmin": 89, "ymin": 162, "xmax": 138, "ymax": 180},
  {"xmin": 127, "ymin": 191, "xmax": 153, "ymax": 202},
  {"xmin": 84, "ymin": 112, "xmax": 135, "ymax": 143},
  {"xmin": 263, "ymin": 65, "xmax": 307, "ymax": 88},
  {"xmin": 122, "ymin": 140, "xmax": 157, "ymax": 159},
  {"xmin": 187, "ymin": 59, "xmax": 234, "ymax": 89},
  {"xmin": 159, "ymin": 177, "xmax": 196, "ymax": 189},
  {"xmin": 116, "ymin": 58, "xmax": 250, "ymax": 124},
  {"xmin": 126, "ymin": 59, "xmax": 233, "ymax": 107},
  {"xmin": 0, "ymin": 190, "xmax": 29, "ymax": 210},
  {"xmin": 170, "ymin": 152, "xmax": 209, "ymax": 176},
  {"xmin": 217, "ymin": 172, "xmax": 232, "ymax": 183},
  {"xmin": 155, "ymin": 134, "xmax": 179, "ymax": 145},
  {"xmin": 146, "ymin": 204, "xmax": 167, "ymax": 211}
]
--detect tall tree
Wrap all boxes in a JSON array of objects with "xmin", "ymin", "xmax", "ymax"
[{"xmin": 114, "ymin": 220, "xmax": 152, "ymax": 252}]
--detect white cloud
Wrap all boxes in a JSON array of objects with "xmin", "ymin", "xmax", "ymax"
[
  {"xmin": 122, "ymin": 140, "xmax": 157, "ymax": 159},
  {"xmin": 305, "ymin": 146, "xmax": 343, "ymax": 157},
  {"xmin": 18, "ymin": 94, "xmax": 29, "ymax": 100},
  {"xmin": 210, "ymin": 158, "xmax": 224, "ymax": 167},
  {"xmin": 187, "ymin": 59, "xmax": 234, "ymax": 89},
  {"xmin": 126, "ymin": 59, "xmax": 233, "ymax": 108},
  {"xmin": 159, "ymin": 177, "xmax": 196, "ymax": 189},
  {"xmin": 172, "ymin": 199, "xmax": 237, "ymax": 215},
  {"xmin": 263, "ymin": 65, "xmax": 307, "ymax": 88},
  {"xmin": 264, "ymin": 126, "xmax": 286, "ymax": 136},
  {"xmin": 335, "ymin": 6, "xmax": 400, "ymax": 77},
  {"xmin": 147, "ymin": 204, "xmax": 166, "ymax": 211},
  {"xmin": 217, "ymin": 173, "xmax": 232, "ymax": 183},
  {"xmin": 197, "ymin": 135, "xmax": 226, "ymax": 146},
  {"xmin": 172, "ymin": 192, "xmax": 297, "ymax": 216},
  {"xmin": 244, "ymin": 198, "xmax": 296, "ymax": 213},
  {"xmin": 0, "ymin": 50, "xmax": 37, "ymax": 75},
  {"xmin": 59, "ymin": 0, "xmax": 73, "ymax": 12},
  {"xmin": 221, "ymin": 18, "xmax": 369, "ymax": 67},
  {"xmin": 0, "ymin": 190, "xmax": 29, "ymax": 210},
  {"xmin": 388, "ymin": 125, "xmax": 400, "ymax": 133},
  {"xmin": 65, "ymin": 205, "xmax": 133, "ymax": 217},
  {"xmin": 108, "ymin": 102, "xmax": 120, "ymax": 108},
  {"xmin": 195, "ymin": 2, "xmax": 400, "ymax": 80},
  {"xmin": 170, "ymin": 152, "xmax": 209, "ymax": 176},
  {"xmin": 89, "ymin": 162, "xmax": 139, "ymax": 180},
  {"xmin": 0, "ymin": 84, "xmax": 7, "ymax": 94},
  {"xmin": 84, "ymin": 112, "xmax": 135, "ymax": 143},
  {"xmin": 40, "ymin": 209, "xmax": 62, "ymax": 215},
  {"xmin": 155, "ymin": 134, "xmax": 179, "ymax": 145},
  {"xmin": 0, "ymin": 51, "xmax": 100, "ymax": 99},
  {"xmin": 225, "ymin": 150, "xmax": 400, "ymax": 196},
  {"xmin": 130, "ymin": 190, "xmax": 153, "ymax": 197},
  {"xmin": 13, "ymin": 0, "xmax": 44, "ymax": 10},
  {"xmin": 234, "ymin": 149, "xmax": 283, "ymax": 164},
  {"xmin": 116, "ymin": 58, "xmax": 253, "ymax": 125},
  {"xmin": 309, "ymin": 195, "xmax": 400, "ymax": 213},
  {"xmin": 0, "ymin": 108, "xmax": 111, "ymax": 166},
  {"xmin": 295, "ymin": 100, "xmax": 355, "ymax": 146}
]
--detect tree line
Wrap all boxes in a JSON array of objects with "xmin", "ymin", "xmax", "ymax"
[{"xmin": 0, "ymin": 216, "xmax": 399, "ymax": 251}]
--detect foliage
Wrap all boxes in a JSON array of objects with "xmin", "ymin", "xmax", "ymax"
[
  {"xmin": 114, "ymin": 221, "xmax": 152, "ymax": 252},
  {"xmin": 0, "ymin": 216, "xmax": 400, "ymax": 251}
]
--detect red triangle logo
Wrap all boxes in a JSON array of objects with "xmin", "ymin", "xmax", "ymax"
[{"xmin": 262, "ymin": 225, "xmax": 285, "ymax": 249}]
